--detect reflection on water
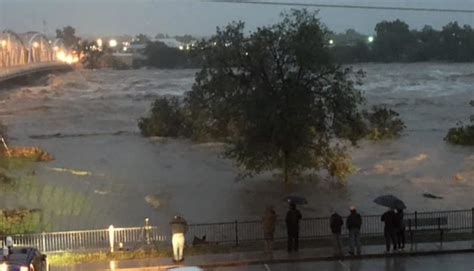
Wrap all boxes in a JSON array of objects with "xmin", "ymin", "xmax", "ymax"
[{"xmin": 0, "ymin": 64, "xmax": 473, "ymax": 230}]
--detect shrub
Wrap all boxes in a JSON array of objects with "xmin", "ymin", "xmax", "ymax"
[
  {"xmin": 445, "ymin": 100, "xmax": 474, "ymax": 145},
  {"xmin": 363, "ymin": 106, "xmax": 406, "ymax": 140},
  {"xmin": 138, "ymin": 96, "xmax": 189, "ymax": 137},
  {"xmin": 445, "ymin": 125, "xmax": 474, "ymax": 145}
]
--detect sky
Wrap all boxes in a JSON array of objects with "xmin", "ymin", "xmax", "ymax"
[{"xmin": 1, "ymin": 0, "xmax": 474, "ymax": 38}]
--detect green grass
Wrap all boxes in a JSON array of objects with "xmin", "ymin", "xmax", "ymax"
[
  {"xmin": 48, "ymin": 248, "xmax": 171, "ymax": 266},
  {"xmin": 0, "ymin": 156, "xmax": 35, "ymax": 171}
]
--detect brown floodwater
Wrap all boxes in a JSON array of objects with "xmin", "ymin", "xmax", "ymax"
[{"xmin": 0, "ymin": 63, "xmax": 472, "ymax": 231}]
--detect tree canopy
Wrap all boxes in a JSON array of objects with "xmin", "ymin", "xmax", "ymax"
[
  {"xmin": 55, "ymin": 26, "xmax": 80, "ymax": 49},
  {"xmin": 186, "ymin": 10, "xmax": 366, "ymax": 183}
]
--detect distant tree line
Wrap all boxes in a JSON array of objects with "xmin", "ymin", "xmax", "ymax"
[
  {"xmin": 332, "ymin": 20, "xmax": 474, "ymax": 63},
  {"xmin": 145, "ymin": 19, "xmax": 474, "ymax": 67}
]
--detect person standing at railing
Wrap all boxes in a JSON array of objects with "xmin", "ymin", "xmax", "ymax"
[
  {"xmin": 286, "ymin": 203, "xmax": 302, "ymax": 252},
  {"xmin": 346, "ymin": 206, "xmax": 362, "ymax": 256},
  {"xmin": 396, "ymin": 208, "xmax": 406, "ymax": 249},
  {"xmin": 170, "ymin": 215, "xmax": 188, "ymax": 262},
  {"xmin": 330, "ymin": 210, "xmax": 344, "ymax": 259},
  {"xmin": 262, "ymin": 205, "xmax": 277, "ymax": 254},
  {"xmin": 381, "ymin": 208, "xmax": 398, "ymax": 252}
]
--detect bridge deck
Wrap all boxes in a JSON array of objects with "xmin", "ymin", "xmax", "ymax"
[{"xmin": 0, "ymin": 62, "xmax": 72, "ymax": 84}]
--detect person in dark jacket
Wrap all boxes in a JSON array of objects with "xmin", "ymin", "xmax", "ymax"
[
  {"xmin": 330, "ymin": 211, "xmax": 344, "ymax": 258},
  {"xmin": 285, "ymin": 203, "xmax": 302, "ymax": 252},
  {"xmin": 170, "ymin": 215, "xmax": 188, "ymax": 262},
  {"xmin": 346, "ymin": 206, "xmax": 362, "ymax": 256},
  {"xmin": 396, "ymin": 209, "xmax": 406, "ymax": 249},
  {"xmin": 262, "ymin": 206, "xmax": 277, "ymax": 253},
  {"xmin": 381, "ymin": 208, "xmax": 398, "ymax": 252}
]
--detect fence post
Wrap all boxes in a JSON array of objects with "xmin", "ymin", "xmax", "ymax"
[
  {"xmin": 414, "ymin": 211, "xmax": 418, "ymax": 230},
  {"xmin": 108, "ymin": 225, "xmax": 115, "ymax": 253},
  {"xmin": 471, "ymin": 208, "xmax": 474, "ymax": 234},
  {"xmin": 234, "ymin": 221, "xmax": 239, "ymax": 247},
  {"xmin": 41, "ymin": 232, "xmax": 46, "ymax": 252},
  {"xmin": 144, "ymin": 217, "xmax": 151, "ymax": 245},
  {"xmin": 471, "ymin": 208, "xmax": 474, "ymax": 248}
]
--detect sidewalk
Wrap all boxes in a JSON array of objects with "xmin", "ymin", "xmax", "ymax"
[{"xmin": 53, "ymin": 241, "xmax": 474, "ymax": 271}]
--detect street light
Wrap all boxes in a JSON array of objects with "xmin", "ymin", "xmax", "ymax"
[
  {"xmin": 33, "ymin": 42, "xmax": 39, "ymax": 48},
  {"xmin": 329, "ymin": 39, "xmax": 334, "ymax": 45},
  {"xmin": 109, "ymin": 39, "xmax": 118, "ymax": 48},
  {"xmin": 96, "ymin": 38, "xmax": 103, "ymax": 47},
  {"xmin": 368, "ymin": 36, "xmax": 374, "ymax": 43}
]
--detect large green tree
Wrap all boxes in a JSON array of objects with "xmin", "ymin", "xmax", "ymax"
[{"xmin": 187, "ymin": 10, "xmax": 365, "ymax": 183}]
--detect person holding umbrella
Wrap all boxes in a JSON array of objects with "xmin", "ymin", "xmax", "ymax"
[
  {"xmin": 285, "ymin": 203, "xmax": 302, "ymax": 252},
  {"xmin": 381, "ymin": 208, "xmax": 398, "ymax": 252},
  {"xmin": 396, "ymin": 208, "xmax": 406, "ymax": 249},
  {"xmin": 374, "ymin": 194, "xmax": 407, "ymax": 252}
]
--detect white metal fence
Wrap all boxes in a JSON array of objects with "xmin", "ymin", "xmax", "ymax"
[{"xmin": 0, "ymin": 226, "xmax": 167, "ymax": 253}]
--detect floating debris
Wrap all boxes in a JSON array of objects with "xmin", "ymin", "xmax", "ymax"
[
  {"xmin": 48, "ymin": 167, "xmax": 104, "ymax": 177},
  {"xmin": 423, "ymin": 193, "xmax": 443, "ymax": 199}
]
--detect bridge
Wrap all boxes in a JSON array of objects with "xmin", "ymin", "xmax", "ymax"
[{"xmin": 0, "ymin": 30, "xmax": 75, "ymax": 84}]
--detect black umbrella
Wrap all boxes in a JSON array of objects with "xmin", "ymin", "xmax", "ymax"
[
  {"xmin": 284, "ymin": 196, "xmax": 308, "ymax": 205},
  {"xmin": 374, "ymin": 194, "xmax": 406, "ymax": 210}
]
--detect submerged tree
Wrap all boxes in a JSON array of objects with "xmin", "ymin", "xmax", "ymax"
[
  {"xmin": 187, "ymin": 10, "xmax": 365, "ymax": 183},
  {"xmin": 363, "ymin": 106, "xmax": 406, "ymax": 140},
  {"xmin": 445, "ymin": 100, "xmax": 474, "ymax": 145}
]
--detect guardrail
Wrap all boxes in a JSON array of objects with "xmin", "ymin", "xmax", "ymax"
[{"xmin": 0, "ymin": 208, "xmax": 472, "ymax": 253}]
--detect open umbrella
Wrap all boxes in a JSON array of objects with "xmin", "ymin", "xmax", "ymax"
[
  {"xmin": 374, "ymin": 194, "xmax": 406, "ymax": 210},
  {"xmin": 284, "ymin": 196, "xmax": 308, "ymax": 205}
]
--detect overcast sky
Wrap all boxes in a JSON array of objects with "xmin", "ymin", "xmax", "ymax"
[{"xmin": 1, "ymin": 0, "xmax": 474, "ymax": 38}]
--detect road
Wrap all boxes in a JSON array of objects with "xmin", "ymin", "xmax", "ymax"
[{"xmin": 211, "ymin": 253, "xmax": 474, "ymax": 271}]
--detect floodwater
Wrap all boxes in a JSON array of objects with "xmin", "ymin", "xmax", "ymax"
[{"xmin": 0, "ymin": 63, "xmax": 473, "ymax": 231}]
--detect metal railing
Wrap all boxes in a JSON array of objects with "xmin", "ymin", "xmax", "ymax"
[
  {"xmin": 0, "ymin": 208, "xmax": 472, "ymax": 253},
  {"xmin": 186, "ymin": 208, "xmax": 474, "ymax": 245},
  {"xmin": 0, "ymin": 226, "xmax": 167, "ymax": 253}
]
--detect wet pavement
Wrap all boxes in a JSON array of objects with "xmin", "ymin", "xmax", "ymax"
[
  {"xmin": 215, "ymin": 253, "xmax": 474, "ymax": 271},
  {"xmin": 52, "ymin": 241, "xmax": 474, "ymax": 270}
]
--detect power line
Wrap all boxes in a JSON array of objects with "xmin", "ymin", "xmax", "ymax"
[{"xmin": 206, "ymin": 0, "xmax": 474, "ymax": 14}]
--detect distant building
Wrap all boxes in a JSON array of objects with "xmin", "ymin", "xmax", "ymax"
[{"xmin": 153, "ymin": 38, "xmax": 183, "ymax": 48}]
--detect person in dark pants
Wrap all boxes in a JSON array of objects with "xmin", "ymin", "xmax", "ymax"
[
  {"xmin": 346, "ymin": 206, "xmax": 362, "ymax": 256},
  {"xmin": 381, "ymin": 208, "xmax": 398, "ymax": 252},
  {"xmin": 396, "ymin": 208, "xmax": 406, "ymax": 249},
  {"xmin": 330, "ymin": 210, "xmax": 344, "ymax": 258},
  {"xmin": 285, "ymin": 203, "xmax": 302, "ymax": 252},
  {"xmin": 262, "ymin": 205, "xmax": 277, "ymax": 254}
]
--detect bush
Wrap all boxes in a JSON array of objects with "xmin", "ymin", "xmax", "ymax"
[
  {"xmin": 138, "ymin": 96, "xmax": 189, "ymax": 137},
  {"xmin": 445, "ymin": 125, "xmax": 474, "ymax": 145},
  {"xmin": 445, "ymin": 100, "xmax": 474, "ymax": 145},
  {"xmin": 363, "ymin": 106, "xmax": 406, "ymax": 140}
]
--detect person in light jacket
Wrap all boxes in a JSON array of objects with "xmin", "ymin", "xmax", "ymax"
[{"xmin": 170, "ymin": 215, "xmax": 188, "ymax": 262}]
